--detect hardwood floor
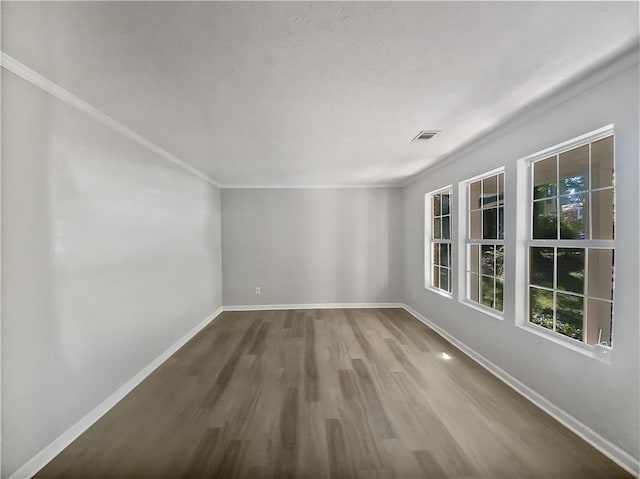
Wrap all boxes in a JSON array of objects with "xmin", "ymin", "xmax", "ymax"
[{"xmin": 36, "ymin": 308, "xmax": 631, "ymax": 478}]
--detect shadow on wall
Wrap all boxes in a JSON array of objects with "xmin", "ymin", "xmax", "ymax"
[{"xmin": 330, "ymin": 190, "xmax": 393, "ymax": 302}]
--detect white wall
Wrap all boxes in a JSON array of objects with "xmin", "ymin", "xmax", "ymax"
[
  {"xmin": 403, "ymin": 62, "xmax": 639, "ymax": 467},
  {"xmin": 1, "ymin": 70, "xmax": 223, "ymax": 478},
  {"xmin": 222, "ymin": 188, "xmax": 403, "ymax": 306}
]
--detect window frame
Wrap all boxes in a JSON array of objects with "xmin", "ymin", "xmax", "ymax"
[
  {"xmin": 425, "ymin": 186, "xmax": 453, "ymax": 297},
  {"xmin": 523, "ymin": 125, "xmax": 616, "ymax": 353},
  {"xmin": 460, "ymin": 167, "xmax": 506, "ymax": 318}
]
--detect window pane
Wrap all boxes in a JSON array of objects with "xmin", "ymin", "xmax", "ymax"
[
  {"xmin": 588, "ymin": 249, "xmax": 614, "ymax": 300},
  {"xmin": 559, "ymin": 145, "xmax": 589, "ymax": 195},
  {"xmin": 441, "ymin": 193, "xmax": 450, "ymax": 215},
  {"xmin": 482, "ymin": 175, "xmax": 498, "ymax": 208},
  {"xmin": 441, "ymin": 216, "xmax": 450, "ymax": 240},
  {"xmin": 470, "ymin": 273, "xmax": 480, "ymax": 302},
  {"xmin": 557, "ymin": 248, "xmax": 584, "ymax": 294},
  {"xmin": 469, "ymin": 181, "xmax": 482, "ymax": 210},
  {"xmin": 533, "ymin": 156, "xmax": 557, "ymax": 200},
  {"xmin": 440, "ymin": 268, "xmax": 450, "ymax": 293},
  {"xmin": 586, "ymin": 299, "xmax": 612, "ymax": 346},
  {"xmin": 530, "ymin": 287, "xmax": 553, "ymax": 329},
  {"xmin": 433, "ymin": 266, "xmax": 440, "ymax": 289},
  {"xmin": 556, "ymin": 293, "xmax": 584, "ymax": 341},
  {"xmin": 495, "ymin": 246, "xmax": 504, "ymax": 278},
  {"xmin": 470, "ymin": 210, "xmax": 482, "ymax": 239},
  {"xmin": 498, "ymin": 173, "xmax": 505, "ymax": 205},
  {"xmin": 482, "ymin": 208, "xmax": 498, "ymax": 239},
  {"xmin": 591, "ymin": 136, "xmax": 614, "ymax": 189},
  {"xmin": 497, "ymin": 206, "xmax": 504, "ymax": 240},
  {"xmin": 592, "ymin": 189, "xmax": 614, "ymax": 240},
  {"xmin": 495, "ymin": 279, "xmax": 504, "ymax": 312},
  {"xmin": 533, "ymin": 199, "xmax": 557, "ymax": 239},
  {"xmin": 433, "ymin": 194, "xmax": 441, "ymax": 217},
  {"xmin": 530, "ymin": 247, "xmax": 554, "ymax": 289},
  {"xmin": 481, "ymin": 245, "xmax": 495, "ymax": 276},
  {"xmin": 560, "ymin": 194, "xmax": 588, "ymax": 240},
  {"xmin": 481, "ymin": 276, "xmax": 494, "ymax": 308},
  {"xmin": 433, "ymin": 217, "xmax": 441, "ymax": 239},
  {"xmin": 439, "ymin": 243, "xmax": 450, "ymax": 268},
  {"xmin": 433, "ymin": 243, "xmax": 439, "ymax": 266},
  {"xmin": 469, "ymin": 244, "xmax": 480, "ymax": 274}
]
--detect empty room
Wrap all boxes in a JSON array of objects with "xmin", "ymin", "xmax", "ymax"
[{"xmin": 1, "ymin": 1, "xmax": 639, "ymax": 478}]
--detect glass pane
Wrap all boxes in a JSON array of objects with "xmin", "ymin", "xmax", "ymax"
[
  {"xmin": 560, "ymin": 194, "xmax": 588, "ymax": 239},
  {"xmin": 591, "ymin": 136, "xmax": 614, "ymax": 189},
  {"xmin": 498, "ymin": 173, "xmax": 505, "ymax": 205},
  {"xmin": 441, "ymin": 216, "xmax": 450, "ymax": 240},
  {"xmin": 586, "ymin": 299, "xmax": 613, "ymax": 346},
  {"xmin": 530, "ymin": 247, "xmax": 554, "ymax": 289},
  {"xmin": 556, "ymin": 293, "xmax": 584, "ymax": 341},
  {"xmin": 481, "ymin": 245, "xmax": 495, "ymax": 276},
  {"xmin": 481, "ymin": 276, "xmax": 494, "ymax": 308},
  {"xmin": 469, "ymin": 244, "xmax": 480, "ymax": 274},
  {"xmin": 482, "ymin": 175, "xmax": 498, "ymax": 208},
  {"xmin": 440, "ymin": 268, "xmax": 450, "ymax": 293},
  {"xmin": 588, "ymin": 249, "xmax": 614, "ymax": 300},
  {"xmin": 530, "ymin": 287, "xmax": 553, "ymax": 329},
  {"xmin": 470, "ymin": 210, "xmax": 481, "ymax": 239},
  {"xmin": 469, "ymin": 181, "xmax": 482, "ymax": 210},
  {"xmin": 433, "ymin": 243, "xmax": 439, "ymax": 267},
  {"xmin": 557, "ymin": 248, "xmax": 584, "ymax": 294},
  {"xmin": 439, "ymin": 243, "xmax": 450, "ymax": 268},
  {"xmin": 559, "ymin": 145, "xmax": 589, "ymax": 195},
  {"xmin": 533, "ymin": 199, "xmax": 557, "ymax": 239},
  {"xmin": 433, "ymin": 217, "xmax": 441, "ymax": 239},
  {"xmin": 433, "ymin": 266, "xmax": 439, "ymax": 289},
  {"xmin": 495, "ymin": 246, "xmax": 504, "ymax": 278},
  {"xmin": 441, "ymin": 193, "xmax": 450, "ymax": 215},
  {"xmin": 533, "ymin": 156, "xmax": 557, "ymax": 200},
  {"xmin": 495, "ymin": 279, "xmax": 504, "ymax": 312},
  {"xmin": 433, "ymin": 194, "xmax": 441, "ymax": 217},
  {"xmin": 497, "ymin": 206, "xmax": 504, "ymax": 240},
  {"xmin": 592, "ymin": 189, "xmax": 614, "ymax": 240},
  {"xmin": 470, "ymin": 273, "xmax": 480, "ymax": 302},
  {"xmin": 483, "ymin": 208, "xmax": 498, "ymax": 239}
]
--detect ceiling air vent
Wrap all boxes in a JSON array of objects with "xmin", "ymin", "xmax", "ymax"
[{"xmin": 411, "ymin": 130, "xmax": 440, "ymax": 142}]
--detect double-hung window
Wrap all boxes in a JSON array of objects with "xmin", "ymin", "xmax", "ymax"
[
  {"xmin": 527, "ymin": 127, "xmax": 615, "ymax": 347},
  {"xmin": 465, "ymin": 170, "xmax": 505, "ymax": 313},
  {"xmin": 427, "ymin": 188, "xmax": 452, "ymax": 294}
]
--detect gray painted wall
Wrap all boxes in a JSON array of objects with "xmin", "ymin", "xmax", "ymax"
[
  {"xmin": 222, "ymin": 188, "xmax": 403, "ymax": 306},
  {"xmin": 1, "ymin": 70, "xmax": 223, "ymax": 477},
  {"xmin": 403, "ymin": 64, "xmax": 639, "ymax": 463}
]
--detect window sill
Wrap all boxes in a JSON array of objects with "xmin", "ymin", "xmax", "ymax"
[
  {"xmin": 460, "ymin": 300, "xmax": 504, "ymax": 321},
  {"xmin": 517, "ymin": 322, "xmax": 613, "ymax": 364},
  {"xmin": 425, "ymin": 286, "xmax": 453, "ymax": 299}
]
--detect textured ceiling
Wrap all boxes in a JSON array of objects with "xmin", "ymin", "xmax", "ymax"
[{"xmin": 2, "ymin": 1, "xmax": 638, "ymax": 186}]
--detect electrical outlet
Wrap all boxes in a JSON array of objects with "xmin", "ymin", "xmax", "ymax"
[{"xmin": 255, "ymin": 287, "xmax": 261, "ymax": 295}]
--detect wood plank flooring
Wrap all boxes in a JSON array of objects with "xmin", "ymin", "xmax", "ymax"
[{"xmin": 36, "ymin": 308, "xmax": 631, "ymax": 478}]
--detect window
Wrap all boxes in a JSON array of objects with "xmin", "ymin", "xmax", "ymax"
[
  {"xmin": 427, "ymin": 188, "xmax": 452, "ymax": 294},
  {"xmin": 528, "ymin": 128, "xmax": 615, "ymax": 347},
  {"xmin": 465, "ymin": 170, "xmax": 505, "ymax": 313}
]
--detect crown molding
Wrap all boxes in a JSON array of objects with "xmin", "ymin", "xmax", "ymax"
[
  {"xmin": 0, "ymin": 52, "xmax": 222, "ymax": 188},
  {"xmin": 220, "ymin": 183, "xmax": 402, "ymax": 190}
]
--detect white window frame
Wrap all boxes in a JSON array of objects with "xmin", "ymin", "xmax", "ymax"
[
  {"xmin": 459, "ymin": 167, "xmax": 505, "ymax": 319},
  {"xmin": 425, "ymin": 186, "xmax": 453, "ymax": 297},
  {"xmin": 519, "ymin": 124, "xmax": 615, "ymax": 358}
]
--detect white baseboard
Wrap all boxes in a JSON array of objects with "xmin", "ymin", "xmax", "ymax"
[
  {"xmin": 8, "ymin": 307, "xmax": 224, "ymax": 479},
  {"xmin": 402, "ymin": 304, "xmax": 640, "ymax": 478},
  {"xmin": 222, "ymin": 302, "xmax": 404, "ymax": 311}
]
